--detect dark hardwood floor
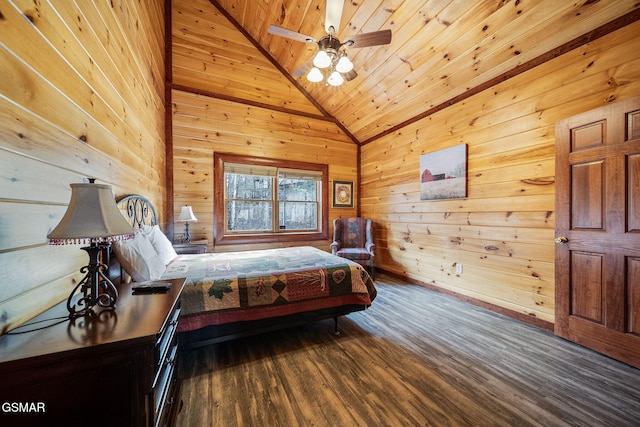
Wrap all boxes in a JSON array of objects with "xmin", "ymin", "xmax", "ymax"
[{"xmin": 175, "ymin": 274, "xmax": 640, "ymax": 426}]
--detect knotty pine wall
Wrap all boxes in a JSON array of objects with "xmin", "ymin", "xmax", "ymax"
[
  {"xmin": 171, "ymin": 89, "xmax": 358, "ymax": 252},
  {"xmin": 361, "ymin": 20, "xmax": 640, "ymax": 325},
  {"xmin": 0, "ymin": 1, "xmax": 165, "ymax": 332}
]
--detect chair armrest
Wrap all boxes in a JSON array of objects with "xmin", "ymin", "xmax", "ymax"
[
  {"xmin": 330, "ymin": 241, "xmax": 341, "ymax": 255},
  {"xmin": 366, "ymin": 242, "xmax": 375, "ymax": 256},
  {"xmin": 365, "ymin": 219, "xmax": 375, "ymax": 256}
]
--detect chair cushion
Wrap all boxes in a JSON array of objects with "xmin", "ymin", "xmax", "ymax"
[
  {"xmin": 340, "ymin": 218, "xmax": 367, "ymax": 248},
  {"xmin": 336, "ymin": 248, "xmax": 372, "ymax": 261}
]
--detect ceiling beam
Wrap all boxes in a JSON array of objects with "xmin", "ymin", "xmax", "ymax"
[{"xmin": 171, "ymin": 83, "xmax": 331, "ymax": 122}]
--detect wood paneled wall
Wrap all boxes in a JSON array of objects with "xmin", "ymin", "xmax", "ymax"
[
  {"xmin": 171, "ymin": 89, "xmax": 358, "ymax": 252},
  {"xmin": 361, "ymin": 21, "xmax": 640, "ymax": 325},
  {"xmin": 171, "ymin": 0, "xmax": 358, "ymax": 252},
  {"xmin": 0, "ymin": 0, "xmax": 165, "ymax": 332}
]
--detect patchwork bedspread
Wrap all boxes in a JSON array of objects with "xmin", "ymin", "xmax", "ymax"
[{"xmin": 160, "ymin": 246, "xmax": 376, "ymax": 332}]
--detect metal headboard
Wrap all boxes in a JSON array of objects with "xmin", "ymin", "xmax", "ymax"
[{"xmin": 116, "ymin": 195, "xmax": 158, "ymax": 229}]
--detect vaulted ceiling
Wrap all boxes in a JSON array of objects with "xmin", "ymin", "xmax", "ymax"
[{"xmin": 175, "ymin": 0, "xmax": 640, "ymax": 144}]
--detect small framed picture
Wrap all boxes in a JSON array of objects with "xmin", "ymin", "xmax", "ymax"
[{"xmin": 333, "ymin": 180, "xmax": 354, "ymax": 208}]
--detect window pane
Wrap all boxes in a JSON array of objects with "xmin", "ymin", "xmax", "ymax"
[
  {"xmin": 279, "ymin": 201, "xmax": 317, "ymax": 230},
  {"xmin": 226, "ymin": 173, "xmax": 272, "ymax": 200},
  {"xmin": 278, "ymin": 178, "xmax": 317, "ymax": 201},
  {"xmin": 278, "ymin": 177, "xmax": 319, "ymax": 231},
  {"xmin": 227, "ymin": 201, "xmax": 272, "ymax": 231}
]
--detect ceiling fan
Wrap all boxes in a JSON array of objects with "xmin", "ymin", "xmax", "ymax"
[{"xmin": 268, "ymin": 0, "xmax": 392, "ymax": 86}]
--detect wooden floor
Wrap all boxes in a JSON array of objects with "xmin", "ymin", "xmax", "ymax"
[{"xmin": 175, "ymin": 274, "xmax": 640, "ymax": 426}]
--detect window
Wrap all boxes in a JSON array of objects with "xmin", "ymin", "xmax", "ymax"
[{"xmin": 214, "ymin": 153, "xmax": 328, "ymax": 245}]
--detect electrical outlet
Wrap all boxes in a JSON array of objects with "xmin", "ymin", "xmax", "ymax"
[{"xmin": 456, "ymin": 263, "xmax": 463, "ymax": 274}]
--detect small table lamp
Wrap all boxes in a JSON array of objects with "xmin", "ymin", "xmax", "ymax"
[
  {"xmin": 177, "ymin": 205, "xmax": 197, "ymax": 243},
  {"xmin": 48, "ymin": 179, "xmax": 134, "ymax": 318}
]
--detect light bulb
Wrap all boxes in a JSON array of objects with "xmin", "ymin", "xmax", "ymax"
[
  {"xmin": 327, "ymin": 71, "xmax": 344, "ymax": 86},
  {"xmin": 307, "ymin": 67, "xmax": 323, "ymax": 82},
  {"xmin": 335, "ymin": 55, "xmax": 353, "ymax": 73},
  {"xmin": 313, "ymin": 50, "xmax": 331, "ymax": 69}
]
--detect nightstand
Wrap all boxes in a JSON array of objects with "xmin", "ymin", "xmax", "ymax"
[
  {"xmin": 0, "ymin": 278, "xmax": 185, "ymax": 427},
  {"xmin": 173, "ymin": 239, "xmax": 208, "ymax": 254}
]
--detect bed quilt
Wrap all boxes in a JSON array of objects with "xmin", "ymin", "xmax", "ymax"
[{"xmin": 160, "ymin": 246, "xmax": 376, "ymax": 332}]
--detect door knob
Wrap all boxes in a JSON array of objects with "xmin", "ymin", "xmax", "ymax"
[{"xmin": 555, "ymin": 236, "xmax": 568, "ymax": 244}]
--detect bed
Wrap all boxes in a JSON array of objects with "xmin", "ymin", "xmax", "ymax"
[{"xmin": 109, "ymin": 195, "xmax": 376, "ymax": 348}]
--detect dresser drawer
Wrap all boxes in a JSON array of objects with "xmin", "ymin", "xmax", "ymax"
[
  {"xmin": 155, "ymin": 307, "xmax": 180, "ymax": 372},
  {"xmin": 151, "ymin": 306, "xmax": 181, "ymax": 426},
  {"xmin": 152, "ymin": 345, "xmax": 178, "ymax": 426}
]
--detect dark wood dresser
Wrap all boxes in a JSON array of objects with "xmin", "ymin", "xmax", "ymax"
[{"xmin": 0, "ymin": 278, "xmax": 185, "ymax": 427}]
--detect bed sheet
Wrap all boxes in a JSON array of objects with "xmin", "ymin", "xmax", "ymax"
[{"xmin": 160, "ymin": 246, "xmax": 376, "ymax": 332}]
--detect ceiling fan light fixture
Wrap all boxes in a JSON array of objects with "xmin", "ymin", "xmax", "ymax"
[
  {"xmin": 313, "ymin": 50, "xmax": 332, "ymax": 69},
  {"xmin": 327, "ymin": 71, "xmax": 344, "ymax": 86},
  {"xmin": 269, "ymin": 1, "xmax": 392, "ymax": 86},
  {"xmin": 335, "ymin": 55, "xmax": 353, "ymax": 73},
  {"xmin": 307, "ymin": 67, "xmax": 324, "ymax": 82}
]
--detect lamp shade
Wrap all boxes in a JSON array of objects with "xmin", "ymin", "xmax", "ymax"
[
  {"xmin": 313, "ymin": 50, "xmax": 332, "ymax": 69},
  {"xmin": 327, "ymin": 70, "xmax": 344, "ymax": 86},
  {"xmin": 48, "ymin": 181, "xmax": 135, "ymax": 245},
  {"xmin": 335, "ymin": 55, "xmax": 353, "ymax": 73},
  {"xmin": 177, "ymin": 206, "xmax": 197, "ymax": 222},
  {"xmin": 307, "ymin": 67, "xmax": 324, "ymax": 83}
]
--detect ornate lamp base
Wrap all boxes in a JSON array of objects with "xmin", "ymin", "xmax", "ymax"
[
  {"xmin": 67, "ymin": 244, "xmax": 118, "ymax": 318},
  {"xmin": 183, "ymin": 222, "xmax": 192, "ymax": 243}
]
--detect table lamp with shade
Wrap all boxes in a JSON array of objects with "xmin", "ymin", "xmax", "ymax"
[
  {"xmin": 177, "ymin": 205, "xmax": 197, "ymax": 243},
  {"xmin": 48, "ymin": 179, "xmax": 134, "ymax": 318}
]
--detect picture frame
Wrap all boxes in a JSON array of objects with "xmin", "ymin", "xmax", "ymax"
[
  {"xmin": 420, "ymin": 144, "xmax": 468, "ymax": 200},
  {"xmin": 332, "ymin": 180, "xmax": 354, "ymax": 208}
]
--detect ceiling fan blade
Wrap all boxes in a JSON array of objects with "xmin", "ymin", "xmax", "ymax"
[
  {"xmin": 343, "ymin": 29, "xmax": 392, "ymax": 48},
  {"xmin": 292, "ymin": 59, "xmax": 313, "ymax": 78},
  {"xmin": 268, "ymin": 25, "xmax": 316, "ymax": 44},
  {"xmin": 343, "ymin": 69, "xmax": 358, "ymax": 81},
  {"xmin": 325, "ymin": 0, "xmax": 344, "ymax": 34}
]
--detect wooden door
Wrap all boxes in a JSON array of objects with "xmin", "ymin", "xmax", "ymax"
[{"xmin": 555, "ymin": 96, "xmax": 640, "ymax": 368}]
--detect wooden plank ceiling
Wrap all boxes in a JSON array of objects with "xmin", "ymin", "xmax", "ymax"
[{"xmin": 198, "ymin": 0, "xmax": 640, "ymax": 144}]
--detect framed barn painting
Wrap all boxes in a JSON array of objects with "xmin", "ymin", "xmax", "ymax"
[
  {"xmin": 332, "ymin": 180, "xmax": 354, "ymax": 208},
  {"xmin": 420, "ymin": 144, "xmax": 467, "ymax": 200}
]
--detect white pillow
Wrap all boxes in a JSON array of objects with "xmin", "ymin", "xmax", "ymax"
[
  {"xmin": 141, "ymin": 225, "xmax": 178, "ymax": 265},
  {"xmin": 113, "ymin": 232, "xmax": 166, "ymax": 282}
]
